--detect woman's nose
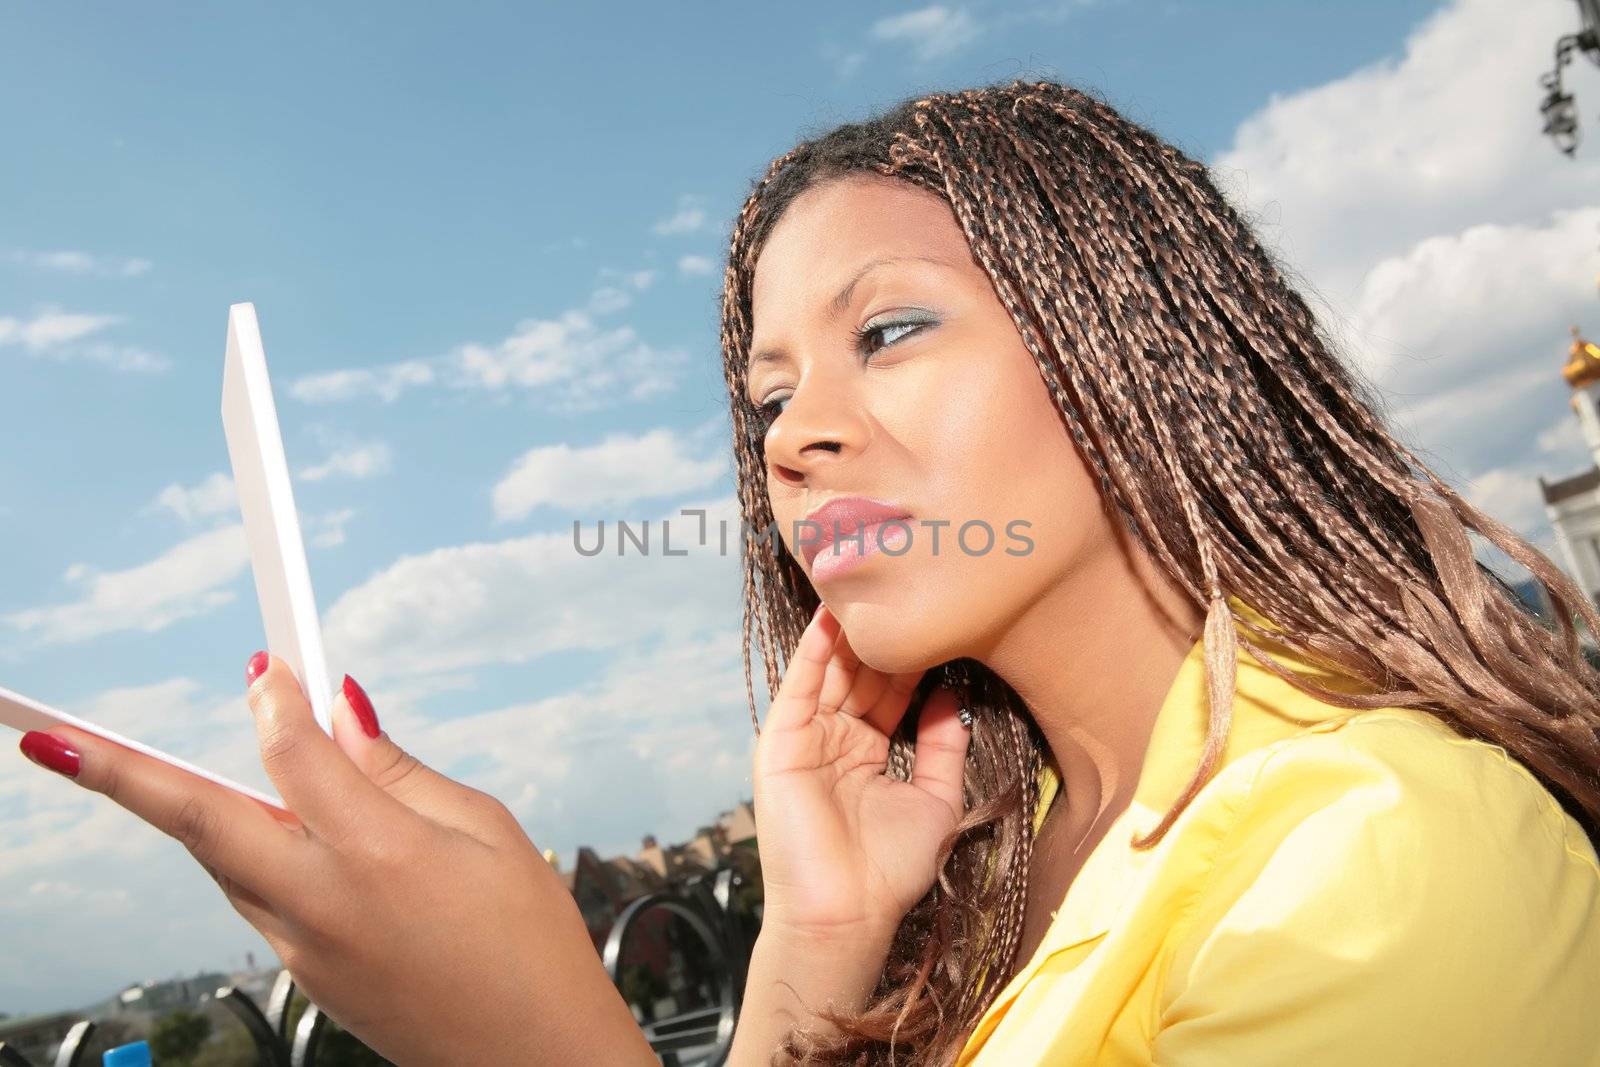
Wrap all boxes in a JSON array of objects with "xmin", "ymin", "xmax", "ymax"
[{"xmin": 762, "ymin": 370, "xmax": 870, "ymax": 487}]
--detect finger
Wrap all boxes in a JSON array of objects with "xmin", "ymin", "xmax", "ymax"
[
  {"xmin": 815, "ymin": 625, "xmax": 862, "ymax": 717},
  {"xmin": 863, "ymin": 670, "xmax": 926, "ymax": 737},
  {"xmin": 22, "ymin": 725, "xmax": 315, "ymax": 903},
  {"xmin": 246, "ymin": 652, "xmax": 413, "ymax": 847},
  {"xmin": 330, "ymin": 674, "xmax": 467, "ymax": 830},
  {"xmin": 910, "ymin": 689, "xmax": 971, "ymax": 819},
  {"xmin": 764, "ymin": 604, "xmax": 842, "ymax": 732},
  {"xmin": 821, "ymin": 626, "xmax": 896, "ymax": 724},
  {"xmin": 840, "ymin": 661, "xmax": 892, "ymax": 722}
]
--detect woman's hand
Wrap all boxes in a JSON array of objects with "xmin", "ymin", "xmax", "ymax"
[
  {"xmin": 16, "ymin": 654, "xmax": 656, "ymax": 1067},
  {"xmin": 753, "ymin": 603, "xmax": 972, "ymax": 944},
  {"xmin": 727, "ymin": 604, "xmax": 972, "ymax": 1064}
]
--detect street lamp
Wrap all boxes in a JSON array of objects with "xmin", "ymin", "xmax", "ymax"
[{"xmin": 1541, "ymin": 0, "xmax": 1600, "ymax": 155}]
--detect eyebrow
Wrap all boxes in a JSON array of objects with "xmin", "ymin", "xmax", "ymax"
[{"xmin": 747, "ymin": 254, "xmax": 951, "ymax": 373}]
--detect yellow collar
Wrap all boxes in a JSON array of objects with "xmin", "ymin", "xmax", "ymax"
[{"xmin": 1026, "ymin": 597, "xmax": 1383, "ymax": 956}]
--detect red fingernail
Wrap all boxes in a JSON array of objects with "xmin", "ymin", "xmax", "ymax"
[
  {"xmin": 20, "ymin": 731, "xmax": 81, "ymax": 778},
  {"xmin": 343, "ymin": 674, "xmax": 381, "ymax": 738},
  {"xmin": 246, "ymin": 650, "xmax": 269, "ymax": 685}
]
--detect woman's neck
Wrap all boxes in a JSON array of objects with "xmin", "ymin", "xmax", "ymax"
[{"xmin": 978, "ymin": 525, "xmax": 1204, "ymax": 847}]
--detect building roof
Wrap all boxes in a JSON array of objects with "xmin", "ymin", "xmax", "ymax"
[
  {"xmin": 1540, "ymin": 465, "xmax": 1600, "ymax": 505},
  {"xmin": 604, "ymin": 854, "xmax": 664, "ymax": 897}
]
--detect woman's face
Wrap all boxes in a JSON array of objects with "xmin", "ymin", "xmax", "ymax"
[{"xmin": 747, "ymin": 173, "xmax": 1117, "ymax": 673}]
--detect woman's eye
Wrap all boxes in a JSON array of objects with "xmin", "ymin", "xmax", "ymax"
[
  {"xmin": 753, "ymin": 394, "xmax": 789, "ymax": 435},
  {"xmin": 857, "ymin": 317, "xmax": 930, "ymax": 356}
]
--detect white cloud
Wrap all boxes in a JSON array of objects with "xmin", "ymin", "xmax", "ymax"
[
  {"xmin": 491, "ymin": 428, "xmax": 728, "ymax": 521},
  {"xmin": 297, "ymin": 442, "xmax": 392, "ymax": 483},
  {"xmin": 1539, "ymin": 415, "xmax": 1586, "ymax": 457},
  {"xmin": 1213, "ymin": 0, "xmax": 1600, "ymax": 302},
  {"xmin": 9, "ymin": 249, "xmax": 152, "ymax": 278},
  {"xmin": 870, "ymin": 6, "xmax": 981, "ymax": 61},
  {"xmin": 24, "ymin": 880, "xmax": 131, "ymax": 908},
  {"xmin": 1341, "ymin": 208, "xmax": 1600, "ymax": 390},
  {"xmin": 994, "ymin": 0, "xmax": 1104, "ymax": 26},
  {"xmin": 307, "ymin": 507, "xmax": 358, "ymax": 549},
  {"xmin": 600, "ymin": 267, "xmax": 657, "ymax": 291},
  {"xmin": 75, "ymin": 342, "xmax": 169, "ymax": 373},
  {"xmin": 288, "ymin": 288, "xmax": 684, "ymax": 411},
  {"xmin": 0, "ymin": 309, "xmax": 121, "ymax": 351},
  {"xmin": 288, "ymin": 359, "xmax": 435, "ymax": 404},
  {"xmin": 821, "ymin": 42, "xmax": 867, "ymax": 80},
  {"xmin": 1389, "ymin": 363, "xmax": 1554, "ymax": 481},
  {"xmin": 586, "ymin": 286, "xmax": 632, "ymax": 314},
  {"xmin": 3, "ymin": 524, "xmax": 249, "ymax": 645},
  {"xmin": 0, "ymin": 308, "xmax": 168, "ymax": 373},
  {"xmin": 677, "ymin": 254, "xmax": 714, "ymax": 277},
  {"xmin": 146, "ymin": 472, "xmax": 238, "ymax": 524},
  {"xmin": 584, "ymin": 269, "xmax": 658, "ymax": 314},
  {"xmin": 828, "ymin": 1, "xmax": 1096, "ymax": 79},
  {"xmin": 1466, "ymin": 463, "xmax": 1554, "ymax": 542},
  {"xmin": 321, "ymin": 494, "xmax": 742, "ymax": 682},
  {"xmin": 392, "ymin": 627, "xmax": 757, "ymax": 860},
  {"xmin": 79, "ymin": 677, "xmax": 238, "ymax": 743},
  {"xmin": 1315, "ymin": 206, "xmax": 1600, "ymax": 481},
  {"xmin": 652, "ymin": 195, "xmax": 707, "ymax": 236},
  {"xmin": 452, "ymin": 309, "xmax": 683, "ymax": 410}
]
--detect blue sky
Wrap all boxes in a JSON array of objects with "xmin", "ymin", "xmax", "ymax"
[{"xmin": 4, "ymin": 0, "xmax": 1598, "ymax": 1015}]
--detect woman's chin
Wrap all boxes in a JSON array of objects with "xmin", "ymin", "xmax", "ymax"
[{"xmin": 830, "ymin": 601, "xmax": 965, "ymax": 676}]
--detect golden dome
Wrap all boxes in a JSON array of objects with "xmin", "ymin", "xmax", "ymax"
[{"xmin": 1562, "ymin": 325, "xmax": 1600, "ymax": 389}]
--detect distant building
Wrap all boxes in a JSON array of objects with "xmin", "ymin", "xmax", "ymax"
[
  {"xmin": 1540, "ymin": 326, "xmax": 1600, "ymax": 617},
  {"xmin": 73, "ymin": 972, "xmax": 232, "ymax": 1020},
  {"xmin": 560, "ymin": 800, "xmax": 759, "ymax": 948}
]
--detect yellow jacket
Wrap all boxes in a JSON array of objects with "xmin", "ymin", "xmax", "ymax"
[{"xmin": 957, "ymin": 605, "xmax": 1600, "ymax": 1065}]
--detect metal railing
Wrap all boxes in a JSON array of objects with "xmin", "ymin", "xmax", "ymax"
[
  {"xmin": 600, "ymin": 866, "xmax": 760, "ymax": 1067},
  {"xmin": 1, "ymin": 863, "xmax": 760, "ymax": 1067}
]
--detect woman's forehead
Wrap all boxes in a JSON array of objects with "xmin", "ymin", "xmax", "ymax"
[{"xmin": 750, "ymin": 178, "xmax": 969, "ymax": 309}]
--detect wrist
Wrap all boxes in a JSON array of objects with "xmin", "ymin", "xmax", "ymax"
[
  {"xmin": 755, "ymin": 915, "xmax": 899, "ymax": 963},
  {"xmin": 728, "ymin": 923, "xmax": 895, "ymax": 1066},
  {"xmin": 757, "ymin": 900, "xmax": 903, "ymax": 950},
  {"xmin": 748, "ymin": 918, "xmax": 899, "ymax": 1016}
]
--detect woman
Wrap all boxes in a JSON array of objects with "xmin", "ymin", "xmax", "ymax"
[{"xmin": 18, "ymin": 79, "xmax": 1600, "ymax": 1065}]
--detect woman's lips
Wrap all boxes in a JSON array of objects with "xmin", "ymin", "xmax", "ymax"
[
  {"xmin": 810, "ymin": 519, "xmax": 912, "ymax": 582},
  {"xmin": 798, "ymin": 496, "xmax": 913, "ymax": 580}
]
